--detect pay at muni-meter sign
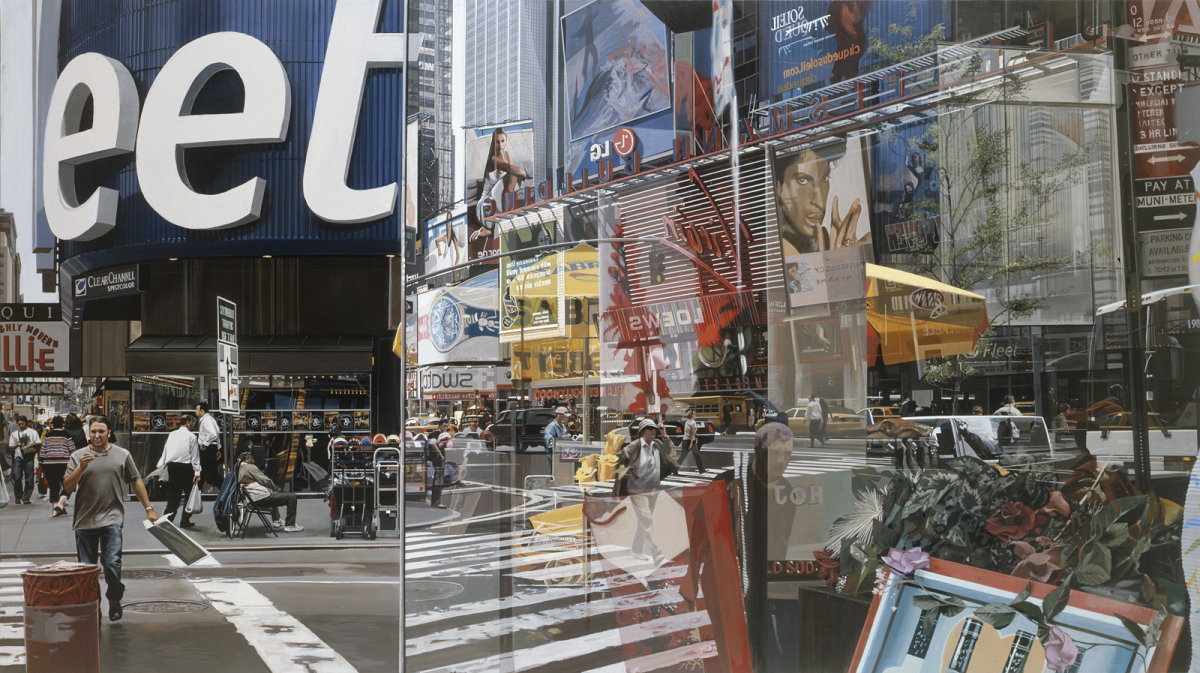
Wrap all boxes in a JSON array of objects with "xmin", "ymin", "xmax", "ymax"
[{"xmin": 44, "ymin": 0, "xmax": 404, "ymax": 242}]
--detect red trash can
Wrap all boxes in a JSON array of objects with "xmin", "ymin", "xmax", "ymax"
[{"xmin": 22, "ymin": 564, "xmax": 101, "ymax": 673}]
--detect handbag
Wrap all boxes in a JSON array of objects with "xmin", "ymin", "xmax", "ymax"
[
  {"xmin": 184, "ymin": 484, "xmax": 204, "ymax": 515},
  {"xmin": 0, "ymin": 472, "xmax": 9, "ymax": 509}
]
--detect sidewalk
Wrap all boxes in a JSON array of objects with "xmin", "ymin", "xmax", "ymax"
[{"xmin": 0, "ymin": 496, "xmax": 456, "ymax": 557}]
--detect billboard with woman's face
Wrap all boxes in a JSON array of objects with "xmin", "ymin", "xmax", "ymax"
[
  {"xmin": 772, "ymin": 136, "xmax": 873, "ymax": 308},
  {"xmin": 464, "ymin": 122, "xmax": 535, "ymax": 264}
]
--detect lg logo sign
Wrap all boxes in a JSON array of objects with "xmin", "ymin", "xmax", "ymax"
[{"xmin": 44, "ymin": 0, "xmax": 403, "ymax": 241}]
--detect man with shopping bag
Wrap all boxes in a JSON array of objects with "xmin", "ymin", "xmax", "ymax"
[{"xmin": 159, "ymin": 415, "xmax": 201, "ymax": 528}]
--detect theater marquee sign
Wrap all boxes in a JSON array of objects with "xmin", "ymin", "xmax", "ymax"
[{"xmin": 0, "ymin": 304, "xmax": 69, "ymax": 376}]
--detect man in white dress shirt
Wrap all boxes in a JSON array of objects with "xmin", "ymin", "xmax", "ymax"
[
  {"xmin": 159, "ymin": 415, "xmax": 202, "ymax": 528},
  {"xmin": 195, "ymin": 401, "xmax": 223, "ymax": 490}
]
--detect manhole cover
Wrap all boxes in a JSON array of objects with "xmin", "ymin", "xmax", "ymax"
[
  {"xmin": 406, "ymin": 581, "xmax": 463, "ymax": 601},
  {"xmin": 123, "ymin": 569, "xmax": 177, "ymax": 580},
  {"xmin": 122, "ymin": 600, "xmax": 209, "ymax": 614}
]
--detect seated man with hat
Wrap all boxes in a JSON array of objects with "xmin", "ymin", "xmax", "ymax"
[{"xmin": 236, "ymin": 451, "xmax": 303, "ymax": 532}]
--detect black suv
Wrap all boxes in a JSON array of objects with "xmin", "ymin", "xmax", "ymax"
[{"xmin": 489, "ymin": 408, "xmax": 560, "ymax": 452}]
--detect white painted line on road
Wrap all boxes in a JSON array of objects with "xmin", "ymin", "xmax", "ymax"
[
  {"xmin": 0, "ymin": 608, "xmax": 20, "ymax": 618},
  {"xmin": 246, "ymin": 580, "xmax": 400, "ymax": 585},
  {"xmin": 0, "ymin": 624, "xmax": 19, "ymax": 640},
  {"xmin": 0, "ymin": 588, "xmax": 20, "ymax": 598},
  {"xmin": 405, "ymin": 544, "xmax": 626, "ymax": 579},
  {"xmin": 405, "ymin": 566, "xmax": 689, "ymax": 628},
  {"xmin": 418, "ymin": 608, "xmax": 712, "ymax": 673},
  {"xmin": 192, "ymin": 579, "xmax": 358, "ymax": 673},
  {"xmin": 405, "ymin": 587, "xmax": 685, "ymax": 656},
  {"xmin": 162, "ymin": 554, "xmax": 221, "ymax": 568},
  {"xmin": 0, "ymin": 563, "xmax": 33, "ymax": 569},
  {"xmin": 0, "ymin": 646, "xmax": 24, "ymax": 667}
]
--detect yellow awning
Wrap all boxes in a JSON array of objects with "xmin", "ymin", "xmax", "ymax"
[{"xmin": 865, "ymin": 263, "xmax": 989, "ymax": 365}]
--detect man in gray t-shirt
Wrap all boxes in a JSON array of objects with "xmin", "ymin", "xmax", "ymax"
[{"xmin": 63, "ymin": 416, "xmax": 159, "ymax": 622}]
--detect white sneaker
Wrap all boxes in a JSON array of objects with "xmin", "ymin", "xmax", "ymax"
[
  {"xmin": 283, "ymin": 525, "xmax": 304, "ymax": 533},
  {"xmin": 271, "ymin": 520, "xmax": 284, "ymax": 529}
]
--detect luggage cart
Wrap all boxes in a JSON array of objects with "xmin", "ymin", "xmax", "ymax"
[
  {"xmin": 373, "ymin": 447, "xmax": 402, "ymax": 539},
  {"xmin": 329, "ymin": 446, "xmax": 375, "ymax": 539}
]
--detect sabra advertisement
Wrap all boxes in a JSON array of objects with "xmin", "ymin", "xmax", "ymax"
[
  {"xmin": 761, "ymin": 1, "xmax": 947, "ymax": 103},
  {"xmin": 772, "ymin": 136, "xmax": 873, "ymax": 309},
  {"xmin": 465, "ymin": 122, "xmax": 535, "ymax": 264},
  {"xmin": 424, "ymin": 206, "xmax": 468, "ymax": 276},
  {"xmin": 416, "ymin": 270, "xmax": 500, "ymax": 364},
  {"xmin": 499, "ymin": 216, "xmax": 565, "ymax": 343},
  {"xmin": 562, "ymin": 0, "xmax": 671, "ymax": 141},
  {"xmin": 871, "ymin": 119, "xmax": 941, "ymax": 256}
]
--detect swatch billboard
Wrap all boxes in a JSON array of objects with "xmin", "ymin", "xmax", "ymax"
[{"xmin": 416, "ymin": 270, "xmax": 500, "ymax": 364}]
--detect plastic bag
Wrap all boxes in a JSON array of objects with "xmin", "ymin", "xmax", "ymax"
[{"xmin": 184, "ymin": 484, "xmax": 204, "ymax": 515}]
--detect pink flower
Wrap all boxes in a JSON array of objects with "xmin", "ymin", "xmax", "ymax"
[
  {"xmin": 1044, "ymin": 625, "xmax": 1079, "ymax": 671},
  {"xmin": 882, "ymin": 547, "xmax": 930, "ymax": 575}
]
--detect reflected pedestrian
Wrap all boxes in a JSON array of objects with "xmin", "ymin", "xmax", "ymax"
[
  {"xmin": 619, "ymin": 419, "xmax": 679, "ymax": 563},
  {"xmin": 819, "ymin": 397, "xmax": 831, "ymax": 447},
  {"xmin": 678, "ymin": 409, "xmax": 705, "ymax": 474},
  {"xmin": 62, "ymin": 416, "xmax": 159, "ymax": 622},
  {"xmin": 426, "ymin": 420, "xmax": 448, "ymax": 509},
  {"xmin": 805, "ymin": 396, "xmax": 823, "ymax": 448}
]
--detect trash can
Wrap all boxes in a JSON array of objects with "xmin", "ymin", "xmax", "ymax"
[{"xmin": 22, "ymin": 564, "xmax": 101, "ymax": 673}]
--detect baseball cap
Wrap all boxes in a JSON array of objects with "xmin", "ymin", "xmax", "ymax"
[
  {"xmin": 330, "ymin": 437, "xmax": 349, "ymax": 449},
  {"xmin": 554, "ymin": 407, "xmax": 568, "ymax": 415},
  {"xmin": 359, "ymin": 436, "xmax": 374, "ymax": 449},
  {"xmin": 372, "ymin": 433, "xmax": 387, "ymax": 445},
  {"xmin": 386, "ymin": 434, "xmax": 402, "ymax": 446},
  {"xmin": 437, "ymin": 432, "xmax": 452, "ymax": 445},
  {"xmin": 635, "ymin": 417, "xmax": 658, "ymax": 433}
]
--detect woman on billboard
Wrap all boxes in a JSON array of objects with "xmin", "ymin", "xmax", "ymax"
[{"xmin": 470, "ymin": 127, "xmax": 529, "ymax": 246}]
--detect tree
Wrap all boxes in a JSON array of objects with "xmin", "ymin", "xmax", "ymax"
[{"xmin": 870, "ymin": 24, "xmax": 1107, "ymax": 411}]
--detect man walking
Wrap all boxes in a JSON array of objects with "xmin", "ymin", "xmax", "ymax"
[
  {"xmin": 40, "ymin": 417, "xmax": 75, "ymax": 516},
  {"xmin": 8, "ymin": 416, "xmax": 41, "ymax": 505},
  {"xmin": 62, "ymin": 416, "xmax": 159, "ymax": 622},
  {"xmin": 195, "ymin": 401, "xmax": 223, "ymax": 490},
  {"xmin": 994, "ymin": 394, "xmax": 1022, "ymax": 416},
  {"xmin": 426, "ymin": 420, "xmax": 449, "ymax": 508},
  {"xmin": 236, "ymin": 452, "xmax": 303, "ymax": 532},
  {"xmin": 805, "ymin": 395, "xmax": 823, "ymax": 448},
  {"xmin": 678, "ymin": 409, "xmax": 705, "ymax": 473},
  {"xmin": 159, "ymin": 415, "xmax": 201, "ymax": 528}
]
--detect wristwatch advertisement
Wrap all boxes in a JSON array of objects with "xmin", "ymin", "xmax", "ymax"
[{"xmin": 416, "ymin": 278, "xmax": 500, "ymax": 362}]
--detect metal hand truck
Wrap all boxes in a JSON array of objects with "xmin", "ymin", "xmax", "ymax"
[{"xmin": 373, "ymin": 447, "xmax": 402, "ymax": 538}]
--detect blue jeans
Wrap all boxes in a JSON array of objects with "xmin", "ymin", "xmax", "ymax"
[
  {"xmin": 75, "ymin": 524, "xmax": 124, "ymax": 604},
  {"xmin": 12, "ymin": 451, "xmax": 35, "ymax": 502}
]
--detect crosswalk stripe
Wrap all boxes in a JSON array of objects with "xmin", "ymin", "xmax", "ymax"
[
  {"xmin": 193, "ymin": 579, "xmax": 358, "ymax": 673},
  {"xmin": 0, "ymin": 646, "xmax": 24, "ymax": 668},
  {"xmin": 406, "ymin": 544, "xmax": 624, "ymax": 578},
  {"xmin": 417, "ymin": 606, "xmax": 712, "ymax": 673},
  {"xmin": 0, "ymin": 624, "xmax": 19, "ymax": 640},
  {"xmin": 405, "ymin": 587, "xmax": 685, "ymax": 656}
]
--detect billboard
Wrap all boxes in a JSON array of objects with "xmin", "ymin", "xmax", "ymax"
[
  {"xmin": 465, "ymin": 122, "xmax": 535, "ymax": 264},
  {"xmin": 416, "ymin": 270, "xmax": 500, "ymax": 364},
  {"xmin": 424, "ymin": 206, "xmax": 468, "ymax": 276},
  {"xmin": 499, "ymin": 215, "xmax": 565, "ymax": 343},
  {"xmin": 760, "ymin": 1, "xmax": 947, "ymax": 103},
  {"xmin": 771, "ymin": 136, "xmax": 873, "ymax": 308},
  {"xmin": 562, "ymin": 0, "xmax": 671, "ymax": 141},
  {"xmin": 871, "ymin": 119, "xmax": 942, "ymax": 256},
  {"xmin": 0, "ymin": 304, "xmax": 69, "ymax": 376}
]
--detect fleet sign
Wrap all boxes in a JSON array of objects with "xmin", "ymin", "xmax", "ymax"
[
  {"xmin": 0, "ymin": 304, "xmax": 69, "ymax": 376},
  {"xmin": 45, "ymin": 0, "xmax": 404, "ymax": 242}
]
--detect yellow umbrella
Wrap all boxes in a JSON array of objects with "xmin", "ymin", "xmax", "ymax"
[
  {"xmin": 509, "ymin": 244, "xmax": 599, "ymax": 299},
  {"xmin": 865, "ymin": 263, "xmax": 989, "ymax": 365}
]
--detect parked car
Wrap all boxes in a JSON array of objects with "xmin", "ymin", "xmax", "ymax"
[
  {"xmin": 871, "ymin": 415, "xmax": 1056, "ymax": 461},
  {"xmin": 866, "ymin": 406, "xmax": 900, "ymax": 421},
  {"xmin": 489, "ymin": 408, "xmax": 560, "ymax": 452},
  {"xmin": 780, "ymin": 404, "xmax": 870, "ymax": 438},
  {"xmin": 1086, "ymin": 410, "xmax": 1198, "ymax": 472},
  {"xmin": 1015, "ymin": 401, "xmax": 1037, "ymax": 416}
]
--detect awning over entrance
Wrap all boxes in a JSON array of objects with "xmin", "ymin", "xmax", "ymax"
[
  {"xmin": 865, "ymin": 264, "xmax": 989, "ymax": 365},
  {"xmin": 126, "ymin": 335, "xmax": 375, "ymax": 375}
]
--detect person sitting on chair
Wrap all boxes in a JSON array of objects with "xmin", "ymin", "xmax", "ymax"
[{"xmin": 236, "ymin": 451, "xmax": 303, "ymax": 532}]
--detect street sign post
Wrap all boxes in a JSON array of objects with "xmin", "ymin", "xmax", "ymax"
[{"xmin": 217, "ymin": 297, "xmax": 239, "ymax": 412}]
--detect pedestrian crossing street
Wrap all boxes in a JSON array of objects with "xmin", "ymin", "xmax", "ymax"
[{"xmin": 0, "ymin": 561, "xmax": 32, "ymax": 672}]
